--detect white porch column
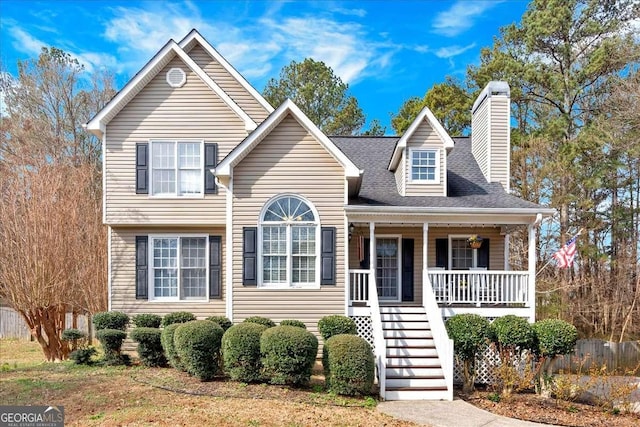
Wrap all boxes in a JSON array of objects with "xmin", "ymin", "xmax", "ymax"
[
  {"xmin": 369, "ymin": 222, "xmax": 376, "ymax": 291},
  {"xmin": 504, "ymin": 234, "xmax": 511, "ymax": 271},
  {"xmin": 527, "ymin": 224, "xmax": 537, "ymax": 322},
  {"xmin": 422, "ymin": 223, "xmax": 429, "ymax": 308}
]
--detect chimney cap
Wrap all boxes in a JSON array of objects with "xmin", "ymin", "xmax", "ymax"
[{"xmin": 472, "ymin": 81, "xmax": 510, "ymax": 113}]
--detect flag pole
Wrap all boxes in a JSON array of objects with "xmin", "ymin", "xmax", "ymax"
[{"xmin": 537, "ymin": 228, "xmax": 584, "ymax": 275}]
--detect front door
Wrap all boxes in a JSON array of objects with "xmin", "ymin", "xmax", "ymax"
[{"xmin": 376, "ymin": 238, "xmax": 400, "ymax": 301}]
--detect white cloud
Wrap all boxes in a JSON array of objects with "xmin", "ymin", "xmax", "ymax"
[
  {"xmin": 435, "ymin": 43, "xmax": 477, "ymax": 59},
  {"xmin": 9, "ymin": 27, "xmax": 45, "ymax": 56},
  {"xmin": 432, "ymin": 1, "xmax": 502, "ymax": 37},
  {"xmin": 332, "ymin": 7, "xmax": 367, "ymax": 18}
]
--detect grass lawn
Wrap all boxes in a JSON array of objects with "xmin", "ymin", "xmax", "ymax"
[{"xmin": 0, "ymin": 339, "xmax": 418, "ymax": 427}]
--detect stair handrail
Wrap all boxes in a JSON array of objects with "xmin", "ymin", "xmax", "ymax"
[
  {"xmin": 423, "ymin": 271, "xmax": 454, "ymax": 401},
  {"xmin": 368, "ymin": 273, "xmax": 386, "ymax": 399}
]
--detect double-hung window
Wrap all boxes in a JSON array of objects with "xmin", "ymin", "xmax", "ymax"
[
  {"xmin": 410, "ymin": 149, "xmax": 439, "ymax": 183},
  {"xmin": 151, "ymin": 236, "xmax": 207, "ymax": 300},
  {"xmin": 260, "ymin": 195, "xmax": 319, "ymax": 288},
  {"xmin": 151, "ymin": 140, "xmax": 203, "ymax": 196}
]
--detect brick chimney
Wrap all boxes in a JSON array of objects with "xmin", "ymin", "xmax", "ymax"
[{"xmin": 471, "ymin": 81, "xmax": 510, "ymax": 192}]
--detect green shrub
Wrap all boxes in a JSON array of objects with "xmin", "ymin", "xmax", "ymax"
[
  {"xmin": 533, "ymin": 319, "xmax": 578, "ymax": 359},
  {"xmin": 93, "ymin": 311, "xmax": 130, "ymax": 331},
  {"xmin": 61, "ymin": 328, "xmax": 86, "ymax": 342},
  {"xmin": 323, "ymin": 334, "xmax": 374, "ymax": 395},
  {"xmin": 130, "ymin": 327, "xmax": 167, "ymax": 367},
  {"xmin": 161, "ymin": 323, "xmax": 184, "ymax": 370},
  {"xmin": 222, "ymin": 322, "xmax": 268, "ymax": 382},
  {"xmin": 206, "ymin": 316, "xmax": 233, "ymax": 331},
  {"xmin": 243, "ymin": 316, "xmax": 276, "ymax": 328},
  {"xmin": 445, "ymin": 314, "xmax": 491, "ymax": 393},
  {"xmin": 96, "ymin": 329, "xmax": 129, "ymax": 365},
  {"xmin": 174, "ymin": 320, "xmax": 224, "ymax": 381},
  {"xmin": 318, "ymin": 315, "xmax": 356, "ymax": 340},
  {"xmin": 261, "ymin": 325, "xmax": 318, "ymax": 386},
  {"xmin": 161, "ymin": 311, "xmax": 196, "ymax": 327},
  {"xmin": 132, "ymin": 313, "xmax": 162, "ymax": 328},
  {"xmin": 69, "ymin": 347, "xmax": 97, "ymax": 365},
  {"xmin": 280, "ymin": 319, "xmax": 306, "ymax": 329},
  {"xmin": 491, "ymin": 315, "xmax": 536, "ymax": 354}
]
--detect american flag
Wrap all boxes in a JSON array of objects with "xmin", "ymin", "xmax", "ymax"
[{"xmin": 553, "ymin": 234, "xmax": 579, "ymax": 268}]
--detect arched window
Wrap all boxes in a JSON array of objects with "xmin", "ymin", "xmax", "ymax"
[{"xmin": 260, "ymin": 195, "xmax": 319, "ymax": 287}]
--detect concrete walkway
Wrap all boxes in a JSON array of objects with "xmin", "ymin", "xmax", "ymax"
[{"xmin": 378, "ymin": 399, "xmax": 556, "ymax": 427}]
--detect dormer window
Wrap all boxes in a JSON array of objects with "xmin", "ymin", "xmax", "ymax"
[{"xmin": 410, "ymin": 149, "xmax": 440, "ymax": 183}]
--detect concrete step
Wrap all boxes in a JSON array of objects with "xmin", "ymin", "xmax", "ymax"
[
  {"xmin": 386, "ymin": 364, "xmax": 443, "ymax": 377},
  {"xmin": 384, "ymin": 329, "xmax": 433, "ymax": 339},
  {"xmin": 385, "ymin": 337, "xmax": 435, "ymax": 347},
  {"xmin": 380, "ymin": 313, "xmax": 428, "ymax": 322},
  {"xmin": 386, "ymin": 346, "xmax": 438, "ymax": 357},
  {"xmin": 382, "ymin": 320, "xmax": 430, "ymax": 329},
  {"xmin": 386, "ymin": 377, "xmax": 447, "ymax": 388},
  {"xmin": 385, "ymin": 388, "xmax": 450, "ymax": 401},
  {"xmin": 386, "ymin": 356, "xmax": 441, "ymax": 368},
  {"xmin": 380, "ymin": 306, "xmax": 426, "ymax": 314}
]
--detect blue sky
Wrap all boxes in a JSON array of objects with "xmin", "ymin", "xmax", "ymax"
[{"xmin": 0, "ymin": 0, "xmax": 529, "ymax": 132}]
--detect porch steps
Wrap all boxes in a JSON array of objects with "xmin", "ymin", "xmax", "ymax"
[{"xmin": 380, "ymin": 306, "xmax": 448, "ymax": 401}]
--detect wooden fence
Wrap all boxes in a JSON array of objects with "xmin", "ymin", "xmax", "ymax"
[
  {"xmin": 555, "ymin": 339, "xmax": 640, "ymax": 373},
  {"xmin": 0, "ymin": 307, "xmax": 91, "ymax": 340}
]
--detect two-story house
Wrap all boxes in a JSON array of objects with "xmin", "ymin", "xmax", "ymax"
[{"xmin": 87, "ymin": 29, "xmax": 553, "ymax": 401}]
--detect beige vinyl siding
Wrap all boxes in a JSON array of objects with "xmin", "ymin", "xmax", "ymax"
[
  {"xmin": 347, "ymin": 225, "xmax": 505, "ymax": 304},
  {"xmin": 110, "ymin": 226, "xmax": 226, "ymax": 316},
  {"xmin": 188, "ymin": 45, "xmax": 270, "ymax": 123},
  {"xmin": 471, "ymin": 99, "xmax": 490, "ymax": 181},
  {"xmin": 490, "ymin": 97, "xmax": 510, "ymax": 190},
  {"xmin": 394, "ymin": 151, "xmax": 405, "ymax": 195},
  {"xmin": 404, "ymin": 120, "xmax": 446, "ymax": 196},
  {"xmin": 105, "ymin": 56, "xmax": 247, "ymax": 225},
  {"xmin": 232, "ymin": 114, "xmax": 346, "ymax": 338}
]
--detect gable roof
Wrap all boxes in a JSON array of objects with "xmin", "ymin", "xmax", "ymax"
[
  {"xmin": 333, "ymin": 136, "xmax": 553, "ymax": 214},
  {"xmin": 86, "ymin": 40, "xmax": 257, "ymax": 137},
  {"xmin": 388, "ymin": 106, "xmax": 455, "ymax": 171},
  {"xmin": 216, "ymin": 99, "xmax": 361, "ymax": 180},
  {"xmin": 178, "ymin": 29, "xmax": 274, "ymax": 115}
]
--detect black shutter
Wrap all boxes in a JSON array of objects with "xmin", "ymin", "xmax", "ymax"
[
  {"xmin": 402, "ymin": 239, "xmax": 414, "ymax": 301},
  {"xmin": 204, "ymin": 143, "xmax": 218, "ymax": 194},
  {"xmin": 209, "ymin": 236, "xmax": 222, "ymax": 298},
  {"xmin": 320, "ymin": 227, "xmax": 336, "ymax": 285},
  {"xmin": 361, "ymin": 238, "xmax": 370, "ymax": 269},
  {"xmin": 243, "ymin": 227, "xmax": 257, "ymax": 286},
  {"xmin": 477, "ymin": 238, "xmax": 490, "ymax": 269},
  {"xmin": 135, "ymin": 143, "xmax": 148, "ymax": 194},
  {"xmin": 135, "ymin": 236, "xmax": 148, "ymax": 299},
  {"xmin": 435, "ymin": 238, "xmax": 448, "ymax": 269}
]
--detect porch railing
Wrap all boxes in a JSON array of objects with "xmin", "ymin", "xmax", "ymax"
[
  {"xmin": 349, "ymin": 269, "xmax": 370, "ymax": 305},
  {"xmin": 428, "ymin": 270, "xmax": 530, "ymax": 307}
]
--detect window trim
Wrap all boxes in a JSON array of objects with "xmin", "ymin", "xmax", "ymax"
[
  {"xmin": 408, "ymin": 148, "xmax": 440, "ymax": 184},
  {"xmin": 448, "ymin": 234, "xmax": 478, "ymax": 270},
  {"xmin": 375, "ymin": 235, "xmax": 402, "ymax": 302},
  {"xmin": 148, "ymin": 139, "xmax": 205, "ymax": 198},
  {"xmin": 148, "ymin": 233, "xmax": 210, "ymax": 302},
  {"xmin": 257, "ymin": 194, "xmax": 321, "ymax": 289}
]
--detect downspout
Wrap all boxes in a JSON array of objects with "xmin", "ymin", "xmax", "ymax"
[{"xmin": 215, "ymin": 173, "xmax": 234, "ymax": 321}]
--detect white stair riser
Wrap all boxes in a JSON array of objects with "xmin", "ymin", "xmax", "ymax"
[
  {"xmin": 381, "ymin": 313, "xmax": 427, "ymax": 322},
  {"xmin": 384, "ymin": 329, "xmax": 433, "ymax": 339},
  {"xmin": 386, "ymin": 366, "xmax": 442, "ymax": 376},
  {"xmin": 387, "ymin": 347, "xmax": 438, "ymax": 357},
  {"xmin": 386, "ymin": 358, "xmax": 441, "ymax": 368},
  {"xmin": 385, "ymin": 389, "xmax": 451, "ymax": 401},
  {"xmin": 385, "ymin": 338, "xmax": 434, "ymax": 347},
  {"xmin": 380, "ymin": 307, "xmax": 425, "ymax": 314},
  {"xmin": 382, "ymin": 321, "xmax": 430, "ymax": 329},
  {"xmin": 386, "ymin": 378, "xmax": 447, "ymax": 388}
]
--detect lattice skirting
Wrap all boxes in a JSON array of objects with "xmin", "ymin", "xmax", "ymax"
[{"xmin": 351, "ymin": 316, "xmax": 374, "ymax": 350}]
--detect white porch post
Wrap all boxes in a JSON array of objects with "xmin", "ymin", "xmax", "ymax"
[
  {"xmin": 369, "ymin": 222, "xmax": 375, "ymax": 296},
  {"xmin": 528, "ymin": 224, "xmax": 536, "ymax": 322},
  {"xmin": 422, "ymin": 223, "xmax": 429, "ymax": 308},
  {"xmin": 504, "ymin": 234, "xmax": 511, "ymax": 271}
]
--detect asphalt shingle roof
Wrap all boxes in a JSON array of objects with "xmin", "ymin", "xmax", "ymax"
[{"xmin": 331, "ymin": 136, "xmax": 543, "ymax": 210}]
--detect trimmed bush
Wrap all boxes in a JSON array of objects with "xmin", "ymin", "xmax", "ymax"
[
  {"xmin": 280, "ymin": 319, "xmax": 306, "ymax": 329},
  {"xmin": 62, "ymin": 328, "xmax": 86, "ymax": 342},
  {"xmin": 318, "ymin": 315, "xmax": 356, "ymax": 340},
  {"xmin": 222, "ymin": 322, "xmax": 268, "ymax": 382},
  {"xmin": 261, "ymin": 325, "xmax": 318, "ymax": 386},
  {"xmin": 206, "ymin": 316, "xmax": 233, "ymax": 331},
  {"xmin": 69, "ymin": 347, "xmax": 97, "ymax": 365},
  {"xmin": 323, "ymin": 334, "xmax": 374, "ymax": 395},
  {"xmin": 533, "ymin": 319, "xmax": 578, "ymax": 359},
  {"xmin": 161, "ymin": 311, "xmax": 196, "ymax": 327},
  {"xmin": 93, "ymin": 311, "xmax": 130, "ymax": 331},
  {"xmin": 174, "ymin": 320, "xmax": 224, "ymax": 381},
  {"xmin": 243, "ymin": 316, "xmax": 276, "ymax": 328},
  {"xmin": 130, "ymin": 327, "xmax": 167, "ymax": 367},
  {"xmin": 161, "ymin": 323, "xmax": 184, "ymax": 370},
  {"xmin": 96, "ymin": 328, "xmax": 129, "ymax": 365},
  {"xmin": 133, "ymin": 313, "xmax": 162, "ymax": 328},
  {"xmin": 491, "ymin": 315, "xmax": 536, "ymax": 354},
  {"xmin": 445, "ymin": 314, "xmax": 491, "ymax": 393}
]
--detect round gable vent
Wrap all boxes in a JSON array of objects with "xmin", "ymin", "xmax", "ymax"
[{"xmin": 166, "ymin": 68, "xmax": 186, "ymax": 88}]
